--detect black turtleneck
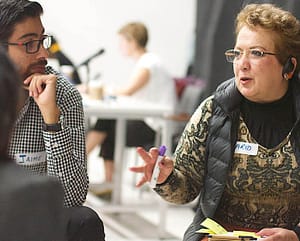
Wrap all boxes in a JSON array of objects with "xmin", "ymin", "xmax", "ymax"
[{"xmin": 240, "ymin": 86, "xmax": 295, "ymax": 149}]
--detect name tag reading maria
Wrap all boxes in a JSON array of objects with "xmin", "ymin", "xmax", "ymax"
[
  {"xmin": 14, "ymin": 151, "xmax": 46, "ymax": 165},
  {"xmin": 234, "ymin": 141, "xmax": 258, "ymax": 156}
]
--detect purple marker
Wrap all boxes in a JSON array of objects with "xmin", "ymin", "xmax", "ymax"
[
  {"xmin": 150, "ymin": 145, "xmax": 167, "ymax": 188},
  {"xmin": 158, "ymin": 145, "xmax": 167, "ymax": 156}
]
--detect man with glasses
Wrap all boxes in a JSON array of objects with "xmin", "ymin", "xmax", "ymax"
[{"xmin": 0, "ymin": 0, "xmax": 105, "ymax": 240}]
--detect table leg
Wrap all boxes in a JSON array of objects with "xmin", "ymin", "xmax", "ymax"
[
  {"xmin": 158, "ymin": 119, "xmax": 172, "ymax": 237},
  {"xmin": 111, "ymin": 118, "xmax": 126, "ymax": 205}
]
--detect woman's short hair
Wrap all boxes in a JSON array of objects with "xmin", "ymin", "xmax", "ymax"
[
  {"xmin": 118, "ymin": 22, "xmax": 148, "ymax": 48},
  {"xmin": 235, "ymin": 3, "xmax": 300, "ymax": 73},
  {"xmin": 0, "ymin": 47, "xmax": 21, "ymax": 159}
]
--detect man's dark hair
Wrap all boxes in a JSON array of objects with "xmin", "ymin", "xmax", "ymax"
[
  {"xmin": 0, "ymin": 47, "xmax": 21, "ymax": 160},
  {"xmin": 0, "ymin": 0, "xmax": 43, "ymax": 42}
]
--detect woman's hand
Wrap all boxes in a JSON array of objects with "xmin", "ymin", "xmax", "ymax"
[
  {"xmin": 256, "ymin": 228, "xmax": 298, "ymax": 241},
  {"xmin": 129, "ymin": 146, "xmax": 174, "ymax": 187}
]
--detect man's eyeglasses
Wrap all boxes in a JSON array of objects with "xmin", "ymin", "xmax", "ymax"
[
  {"xmin": 1, "ymin": 35, "xmax": 52, "ymax": 54},
  {"xmin": 225, "ymin": 49, "xmax": 277, "ymax": 63}
]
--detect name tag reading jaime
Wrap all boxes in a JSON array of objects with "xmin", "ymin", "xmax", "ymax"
[
  {"xmin": 14, "ymin": 151, "xmax": 46, "ymax": 165},
  {"xmin": 234, "ymin": 141, "xmax": 258, "ymax": 156}
]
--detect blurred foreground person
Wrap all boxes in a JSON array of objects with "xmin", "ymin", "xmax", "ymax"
[{"xmin": 0, "ymin": 47, "xmax": 65, "ymax": 240}]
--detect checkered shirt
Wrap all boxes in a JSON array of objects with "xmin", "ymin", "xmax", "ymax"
[{"xmin": 8, "ymin": 66, "xmax": 88, "ymax": 207}]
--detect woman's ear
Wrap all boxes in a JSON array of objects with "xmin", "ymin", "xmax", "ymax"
[
  {"xmin": 282, "ymin": 56, "xmax": 297, "ymax": 79},
  {"xmin": 288, "ymin": 57, "xmax": 297, "ymax": 79}
]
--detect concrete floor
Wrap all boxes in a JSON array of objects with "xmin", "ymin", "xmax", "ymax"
[{"xmin": 85, "ymin": 148, "xmax": 196, "ymax": 241}]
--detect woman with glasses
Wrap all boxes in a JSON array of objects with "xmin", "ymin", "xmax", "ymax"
[{"xmin": 130, "ymin": 3, "xmax": 300, "ymax": 241}]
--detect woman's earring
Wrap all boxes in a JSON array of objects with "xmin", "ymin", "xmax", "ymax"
[{"xmin": 284, "ymin": 73, "xmax": 289, "ymax": 80}]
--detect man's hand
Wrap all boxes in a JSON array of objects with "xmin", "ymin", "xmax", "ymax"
[{"xmin": 24, "ymin": 73, "xmax": 60, "ymax": 124}]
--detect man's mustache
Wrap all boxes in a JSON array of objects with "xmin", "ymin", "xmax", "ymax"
[
  {"xmin": 22, "ymin": 59, "xmax": 48, "ymax": 82},
  {"xmin": 29, "ymin": 59, "xmax": 48, "ymax": 68}
]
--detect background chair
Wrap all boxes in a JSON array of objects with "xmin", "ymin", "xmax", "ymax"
[{"xmin": 169, "ymin": 76, "xmax": 206, "ymax": 152}]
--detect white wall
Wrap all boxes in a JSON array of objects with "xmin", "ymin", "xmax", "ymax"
[{"xmin": 37, "ymin": 0, "xmax": 197, "ymax": 86}]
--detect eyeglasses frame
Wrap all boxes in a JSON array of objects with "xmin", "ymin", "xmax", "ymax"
[
  {"xmin": 0, "ymin": 35, "xmax": 52, "ymax": 54},
  {"xmin": 225, "ymin": 48, "xmax": 277, "ymax": 63}
]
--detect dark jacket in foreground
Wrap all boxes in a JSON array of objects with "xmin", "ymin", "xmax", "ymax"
[{"xmin": 0, "ymin": 162, "xmax": 65, "ymax": 241}]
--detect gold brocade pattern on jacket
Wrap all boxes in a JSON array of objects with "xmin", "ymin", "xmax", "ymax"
[{"xmin": 214, "ymin": 118, "xmax": 300, "ymax": 230}]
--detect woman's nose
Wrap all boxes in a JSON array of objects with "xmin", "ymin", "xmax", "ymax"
[{"xmin": 236, "ymin": 54, "xmax": 251, "ymax": 70}]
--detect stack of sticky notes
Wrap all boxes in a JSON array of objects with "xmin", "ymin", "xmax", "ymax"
[{"xmin": 197, "ymin": 218, "xmax": 261, "ymax": 240}]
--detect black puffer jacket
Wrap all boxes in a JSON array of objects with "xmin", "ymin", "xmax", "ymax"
[{"xmin": 183, "ymin": 77, "xmax": 300, "ymax": 241}]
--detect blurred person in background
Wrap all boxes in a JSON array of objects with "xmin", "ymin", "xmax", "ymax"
[
  {"xmin": 0, "ymin": 1, "xmax": 105, "ymax": 240},
  {"xmin": 48, "ymin": 35, "xmax": 82, "ymax": 85},
  {"xmin": 130, "ymin": 3, "xmax": 300, "ymax": 241},
  {"xmin": 86, "ymin": 21, "xmax": 177, "ymax": 196}
]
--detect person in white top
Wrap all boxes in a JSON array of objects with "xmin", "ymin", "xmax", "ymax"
[{"xmin": 86, "ymin": 22, "xmax": 177, "ymax": 191}]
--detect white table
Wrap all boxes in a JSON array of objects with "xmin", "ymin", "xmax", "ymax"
[{"xmin": 83, "ymin": 95, "xmax": 173, "ymax": 237}]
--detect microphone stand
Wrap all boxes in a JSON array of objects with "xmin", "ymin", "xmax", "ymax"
[
  {"xmin": 78, "ymin": 52, "xmax": 100, "ymax": 130},
  {"xmin": 77, "ymin": 48, "xmax": 105, "ymax": 94},
  {"xmin": 84, "ymin": 61, "xmax": 91, "ymax": 94},
  {"xmin": 74, "ymin": 59, "xmax": 92, "ymax": 95}
]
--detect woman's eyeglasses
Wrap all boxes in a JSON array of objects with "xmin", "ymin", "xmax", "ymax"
[
  {"xmin": 225, "ymin": 49, "xmax": 277, "ymax": 63},
  {"xmin": 1, "ymin": 35, "xmax": 52, "ymax": 54}
]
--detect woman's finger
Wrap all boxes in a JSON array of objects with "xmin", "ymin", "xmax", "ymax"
[
  {"xmin": 129, "ymin": 166, "xmax": 144, "ymax": 173},
  {"xmin": 136, "ymin": 175, "xmax": 147, "ymax": 187}
]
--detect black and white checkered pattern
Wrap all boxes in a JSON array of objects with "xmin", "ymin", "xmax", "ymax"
[{"xmin": 8, "ymin": 66, "xmax": 88, "ymax": 207}]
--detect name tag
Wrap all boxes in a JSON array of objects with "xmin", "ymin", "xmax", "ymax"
[
  {"xmin": 234, "ymin": 141, "xmax": 258, "ymax": 156},
  {"xmin": 14, "ymin": 151, "xmax": 46, "ymax": 165}
]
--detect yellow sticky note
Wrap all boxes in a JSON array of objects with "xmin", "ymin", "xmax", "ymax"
[
  {"xmin": 196, "ymin": 228, "xmax": 216, "ymax": 234},
  {"xmin": 200, "ymin": 218, "xmax": 227, "ymax": 234}
]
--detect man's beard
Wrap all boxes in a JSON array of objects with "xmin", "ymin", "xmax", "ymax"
[{"xmin": 23, "ymin": 59, "xmax": 48, "ymax": 79}]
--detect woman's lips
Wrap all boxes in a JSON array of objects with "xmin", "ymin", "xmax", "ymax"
[{"xmin": 240, "ymin": 77, "xmax": 252, "ymax": 84}]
